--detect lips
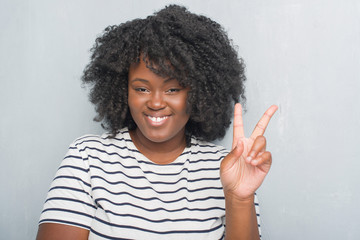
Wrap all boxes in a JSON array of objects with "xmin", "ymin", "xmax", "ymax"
[
  {"xmin": 145, "ymin": 114, "xmax": 170, "ymax": 126},
  {"xmin": 147, "ymin": 116, "xmax": 168, "ymax": 122}
]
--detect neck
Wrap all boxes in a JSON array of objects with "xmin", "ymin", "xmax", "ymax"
[{"xmin": 129, "ymin": 128, "xmax": 187, "ymax": 165}]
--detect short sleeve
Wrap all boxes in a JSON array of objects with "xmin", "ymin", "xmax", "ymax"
[
  {"xmin": 254, "ymin": 193, "xmax": 262, "ymax": 239},
  {"xmin": 39, "ymin": 142, "xmax": 97, "ymax": 230}
]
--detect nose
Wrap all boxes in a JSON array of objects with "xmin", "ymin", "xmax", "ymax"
[{"xmin": 147, "ymin": 91, "xmax": 166, "ymax": 110}]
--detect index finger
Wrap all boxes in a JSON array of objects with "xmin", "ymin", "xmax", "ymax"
[
  {"xmin": 232, "ymin": 103, "xmax": 245, "ymax": 149},
  {"xmin": 250, "ymin": 105, "xmax": 278, "ymax": 140}
]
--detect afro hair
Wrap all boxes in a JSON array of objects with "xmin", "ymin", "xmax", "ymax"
[{"xmin": 82, "ymin": 4, "xmax": 246, "ymax": 145}]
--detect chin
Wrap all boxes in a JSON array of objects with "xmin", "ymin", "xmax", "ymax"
[{"xmin": 144, "ymin": 132, "xmax": 172, "ymax": 143}]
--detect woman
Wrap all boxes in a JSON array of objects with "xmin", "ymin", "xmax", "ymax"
[{"xmin": 37, "ymin": 5, "xmax": 277, "ymax": 239}]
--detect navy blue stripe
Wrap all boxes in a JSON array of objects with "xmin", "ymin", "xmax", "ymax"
[
  {"xmin": 136, "ymin": 155, "xmax": 224, "ymax": 166},
  {"xmin": 78, "ymin": 145, "xmax": 225, "ymax": 166},
  {"xmin": 76, "ymin": 141, "xmax": 226, "ymax": 167},
  {"xmin": 189, "ymin": 167, "xmax": 220, "ymax": 173},
  {"xmin": 86, "ymin": 154, "xmax": 139, "ymax": 168},
  {"xmin": 79, "ymin": 144, "xmax": 139, "ymax": 155},
  {"xmin": 190, "ymin": 141, "xmax": 223, "ymax": 148},
  {"xmin": 49, "ymin": 186, "xmax": 89, "ymax": 195},
  {"xmin": 76, "ymin": 134, "xmax": 131, "ymax": 145},
  {"xmin": 53, "ymin": 175, "xmax": 91, "ymax": 187},
  {"xmin": 58, "ymin": 165, "xmax": 88, "ymax": 173},
  {"xmin": 191, "ymin": 149, "xmax": 223, "ymax": 155},
  {"xmin": 111, "ymin": 131, "xmax": 134, "ymax": 143},
  {"xmin": 178, "ymin": 150, "xmax": 191, "ymax": 157},
  {"xmin": 74, "ymin": 130, "xmax": 224, "ymax": 149},
  {"xmin": 92, "ymin": 186, "xmax": 224, "ymax": 203},
  {"xmin": 79, "ymin": 147, "xmax": 189, "ymax": 167},
  {"xmin": 136, "ymin": 158, "xmax": 188, "ymax": 166},
  {"xmin": 89, "ymin": 154, "xmax": 223, "ymax": 168},
  {"xmin": 111, "ymin": 136, "xmax": 132, "ymax": 142},
  {"xmin": 39, "ymin": 218, "xmax": 90, "ymax": 230},
  {"xmin": 174, "ymin": 177, "xmax": 220, "ymax": 183},
  {"xmin": 92, "ymin": 216, "xmax": 223, "ymax": 235},
  {"xmin": 41, "ymin": 208, "xmax": 94, "ymax": 219},
  {"xmin": 74, "ymin": 139, "xmax": 227, "ymax": 168},
  {"xmin": 190, "ymin": 156, "xmax": 225, "ymax": 164},
  {"xmin": 95, "ymin": 198, "xmax": 225, "ymax": 212},
  {"xmin": 45, "ymin": 197, "xmax": 96, "ymax": 209},
  {"xmin": 89, "ymin": 164, "xmax": 219, "ymax": 176},
  {"xmin": 86, "ymin": 152, "xmax": 223, "ymax": 168},
  {"xmin": 63, "ymin": 155, "xmax": 83, "ymax": 160},
  {"xmin": 92, "ymin": 187, "xmax": 223, "ymax": 197},
  {"xmin": 75, "ymin": 135, "xmax": 98, "ymax": 141},
  {"xmin": 91, "ymin": 175, "xmax": 220, "ymax": 186},
  {"xmin": 90, "ymin": 228, "xmax": 132, "ymax": 240},
  {"xmin": 76, "ymin": 140, "xmax": 131, "ymax": 155},
  {"xmin": 90, "ymin": 165, "xmax": 143, "ymax": 178},
  {"xmin": 101, "ymin": 209, "xmax": 220, "ymax": 223}
]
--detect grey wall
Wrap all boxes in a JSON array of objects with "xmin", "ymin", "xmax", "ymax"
[{"xmin": 1, "ymin": 0, "xmax": 359, "ymax": 239}]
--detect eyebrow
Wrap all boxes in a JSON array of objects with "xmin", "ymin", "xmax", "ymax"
[
  {"xmin": 130, "ymin": 78, "xmax": 148, "ymax": 83},
  {"xmin": 130, "ymin": 77, "xmax": 176, "ymax": 83}
]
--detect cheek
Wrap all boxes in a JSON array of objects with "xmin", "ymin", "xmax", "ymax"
[
  {"xmin": 170, "ymin": 96, "xmax": 190, "ymax": 121},
  {"xmin": 172, "ymin": 99, "xmax": 186, "ymax": 111},
  {"xmin": 171, "ymin": 92, "xmax": 189, "ymax": 111},
  {"xmin": 128, "ymin": 90, "xmax": 142, "ymax": 107}
]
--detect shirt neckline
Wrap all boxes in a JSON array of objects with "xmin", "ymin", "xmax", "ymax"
[{"xmin": 121, "ymin": 128, "xmax": 191, "ymax": 166}]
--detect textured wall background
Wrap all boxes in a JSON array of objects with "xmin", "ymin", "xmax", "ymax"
[{"xmin": 1, "ymin": 0, "xmax": 359, "ymax": 239}]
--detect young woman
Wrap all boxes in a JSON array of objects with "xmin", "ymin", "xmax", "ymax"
[{"xmin": 37, "ymin": 5, "xmax": 277, "ymax": 240}]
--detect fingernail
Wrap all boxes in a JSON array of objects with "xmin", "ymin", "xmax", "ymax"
[
  {"xmin": 246, "ymin": 156, "xmax": 252, "ymax": 162},
  {"xmin": 251, "ymin": 160, "xmax": 258, "ymax": 165}
]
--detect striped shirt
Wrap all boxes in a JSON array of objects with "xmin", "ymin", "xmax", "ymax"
[{"xmin": 39, "ymin": 128, "xmax": 261, "ymax": 239}]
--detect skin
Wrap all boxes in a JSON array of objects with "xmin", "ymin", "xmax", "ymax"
[
  {"xmin": 36, "ymin": 59, "xmax": 278, "ymax": 239},
  {"xmin": 36, "ymin": 224, "xmax": 89, "ymax": 239},
  {"xmin": 127, "ymin": 59, "xmax": 190, "ymax": 164},
  {"xmin": 221, "ymin": 103, "xmax": 278, "ymax": 240}
]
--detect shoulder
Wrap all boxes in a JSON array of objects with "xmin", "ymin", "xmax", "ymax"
[
  {"xmin": 60, "ymin": 128, "xmax": 133, "ymax": 170},
  {"xmin": 64, "ymin": 128, "xmax": 134, "ymax": 163},
  {"xmin": 71, "ymin": 128, "xmax": 132, "ymax": 150}
]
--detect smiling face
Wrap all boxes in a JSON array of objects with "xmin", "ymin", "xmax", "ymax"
[{"xmin": 128, "ymin": 58, "xmax": 190, "ymax": 146}]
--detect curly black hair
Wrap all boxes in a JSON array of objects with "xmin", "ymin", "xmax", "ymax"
[{"xmin": 82, "ymin": 4, "xmax": 246, "ymax": 145}]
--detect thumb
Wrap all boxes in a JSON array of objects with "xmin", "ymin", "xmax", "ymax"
[{"xmin": 220, "ymin": 140, "xmax": 244, "ymax": 174}]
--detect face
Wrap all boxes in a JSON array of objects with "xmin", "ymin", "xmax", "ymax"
[{"xmin": 128, "ymin": 59, "xmax": 190, "ymax": 145}]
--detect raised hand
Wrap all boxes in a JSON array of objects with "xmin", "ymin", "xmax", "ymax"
[{"xmin": 220, "ymin": 103, "xmax": 278, "ymax": 200}]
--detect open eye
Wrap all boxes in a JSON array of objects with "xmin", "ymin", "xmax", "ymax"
[
  {"xmin": 166, "ymin": 88, "xmax": 181, "ymax": 93},
  {"xmin": 135, "ymin": 87, "xmax": 148, "ymax": 92}
]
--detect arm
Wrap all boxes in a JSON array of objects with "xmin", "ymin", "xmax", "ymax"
[
  {"xmin": 220, "ymin": 103, "xmax": 278, "ymax": 240},
  {"xmin": 36, "ymin": 223, "xmax": 89, "ymax": 240},
  {"xmin": 37, "ymin": 141, "xmax": 96, "ymax": 240},
  {"xmin": 224, "ymin": 192, "xmax": 259, "ymax": 240}
]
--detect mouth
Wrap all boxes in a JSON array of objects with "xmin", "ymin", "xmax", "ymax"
[{"xmin": 145, "ymin": 115, "xmax": 170, "ymax": 126}]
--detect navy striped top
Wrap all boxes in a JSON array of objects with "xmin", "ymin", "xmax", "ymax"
[{"xmin": 39, "ymin": 128, "xmax": 261, "ymax": 239}]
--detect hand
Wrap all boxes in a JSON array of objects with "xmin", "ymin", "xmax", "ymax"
[{"xmin": 220, "ymin": 103, "xmax": 278, "ymax": 200}]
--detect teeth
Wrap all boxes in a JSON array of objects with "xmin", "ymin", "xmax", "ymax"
[{"xmin": 148, "ymin": 116, "xmax": 168, "ymax": 122}]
